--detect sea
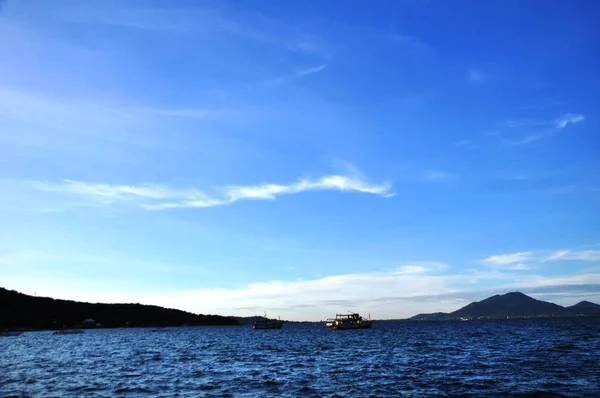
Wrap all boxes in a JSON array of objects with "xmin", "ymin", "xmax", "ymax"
[{"xmin": 2, "ymin": 318, "xmax": 600, "ymax": 397}]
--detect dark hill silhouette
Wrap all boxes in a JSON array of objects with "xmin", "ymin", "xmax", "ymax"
[
  {"xmin": 230, "ymin": 315, "xmax": 269, "ymax": 326},
  {"xmin": 407, "ymin": 312, "xmax": 451, "ymax": 321},
  {"xmin": 452, "ymin": 292, "xmax": 564, "ymax": 318},
  {"xmin": 565, "ymin": 300, "xmax": 600, "ymax": 314},
  {"xmin": 411, "ymin": 292, "xmax": 600, "ymax": 320},
  {"xmin": 0, "ymin": 287, "xmax": 239, "ymax": 330},
  {"xmin": 230, "ymin": 315, "xmax": 284, "ymax": 325}
]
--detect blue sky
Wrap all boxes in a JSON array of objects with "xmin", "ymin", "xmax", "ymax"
[{"xmin": 1, "ymin": 0, "xmax": 599, "ymax": 320}]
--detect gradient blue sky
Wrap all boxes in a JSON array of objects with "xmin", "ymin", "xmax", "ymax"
[{"xmin": 1, "ymin": 0, "xmax": 599, "ymax": 320}]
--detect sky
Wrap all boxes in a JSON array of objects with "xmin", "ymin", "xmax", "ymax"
[{"xmin": 1, "ymin": 0, "xmax": 599, "ymax": 320}]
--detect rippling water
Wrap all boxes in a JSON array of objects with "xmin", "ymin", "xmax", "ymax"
[{"xmin": 2, "ymin": 318, "xmax": 600, "ymax": 397}]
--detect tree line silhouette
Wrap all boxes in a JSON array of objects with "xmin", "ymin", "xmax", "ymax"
[{"xmin": 1, "ymin": 288, "xmax": 239, "ymax": 330}]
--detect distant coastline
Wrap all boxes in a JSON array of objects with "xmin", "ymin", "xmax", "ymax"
[
  {"xmin": 3, "ymin": 288, "xmax": 599, "ymax": 331},
  {"xmin": 409, "ymin": 292, "xmax": 600, "ymax": 321},
  {"xmin": 234, "ymin": 292, "xmax": 600, "ymax": 324},
  {"xmin": 1, "ymin": 287, "xmax": 239, "ymax": 331}
]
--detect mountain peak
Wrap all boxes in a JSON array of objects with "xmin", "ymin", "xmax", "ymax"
[
  {"xmin": 498, "ymin": 291, "xmax": 535, "ymax": 300},
  {"xmin": 576, "ymin": 300, "xmax": 595, "ymax": 305},
  {"xmin": 503, "ymin": 291, "xmax": 528, "ymax": 297},
  {"xmin": 409, "ymin": 291, "xmax": 600, "ymax": 320},
  {"xmin": 451, "ymin": 292, "xmax": 564, "ymax": 318},
  {"xmin": 567, "ymin": 301, "xmax": 600, "ymax": 311}
]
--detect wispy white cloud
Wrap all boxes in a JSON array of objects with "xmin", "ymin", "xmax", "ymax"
[
  {"xmin": 507, "ymin": 263, "xmax": 534, "ymax": 271},
  {"xmin": 423, "ymin": 170, "xmax": 451, "ymax": 182},
  {"xmin": 0, "ymin": 261, "xmax": 458, "ymax": 319},
  {"xmin": 483, "ymin": 249, "xmax": 600, "ymax": 268},
  {"xmin": 30, "ymin": 173, "xmax": 394, "ymax": 210},
  {"xmin": 505, "ymin": 119, "xmax": 547, "ymax": 129},
  {"xmin": 53, "ymin": 2, "xmax": 330, "ymax": 61},
  {"xmin": 5, "ymin": 259, "xmax": 599, "ymax": 320},
  {"xmin": 482, "ymin": 251, "xmax": 534, "ymax": 266},
  {"xmin": 297, "ymin": 63, "xmax": 327, "ymax": 77},
  {"xmin": 0, "ymin": 88, "xmax": 141, "ymax": 142},
  {"xmin": 285, "ymin": 39, "xmax": 333, "ymax": 60},
  {"xmin": 0, "ymin": 87, "xmax": 238, "ymax": 146},
  {"xmin": 396, "ymin": 265, "xmax": 429, "ymax": 275},
  {"xmin": 512, "ymin": 274, "xmax": 600, "ymax": 289},
  {"xmin": 264, "ymin": 63, "xmax": 327, "ymax": 88},
  {"xmin": 544, "ymin": 250, "xmax": 570, "ymax": 262},
  {"xmin": 506, "ymin": 114, "xmax": 585, "ymax": 131},
  {"xmin": 454, "ymin": 140, "xmax": 476, "ymax": 149},
  {"xmin": 555, "ymin": 113, "xmax": 585, "ymax": 129},
  {"xmin": 500, "ymin": 112, "xmax": 585, "ymax": 146},
  {"xmin": 396, "ymin": 262, "xmax": 447, "ymax": 275},
  {"xmin": 544, "ymin": 250, "xmax": 600, "ymax": 262},
  {"xmin": 148, "ymin": 107, "xmax": 229, "ymax": 119},
  {"xmin": 467, "ymin": 68, "xmax": 485, "ymax": 84},
  {"xmin": 504, "ymin": 134, "xmax": 543, "ymax": 146},
  {"xmin": 30, "ymin": 179, "xmax": 208, "ymax": 205}
]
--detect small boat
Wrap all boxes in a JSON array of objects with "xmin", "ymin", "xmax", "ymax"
[
  {"xmin": 253, "ymin": 314, "xmax": 283, "ymax": 330},
  {"xmin": 0, "ymin": 331, "xmax": 23, "ymax": 337},
  {"xmin": 53, "ymin": 329, "xmax": 84, "ymax": 335},
  {"xmin": 150, "ymin": 327, "xmax": 169, "ymax": 332},
  {"xmin": 326, "ymin": 313, "xmax": 374, "ymax": 330}
]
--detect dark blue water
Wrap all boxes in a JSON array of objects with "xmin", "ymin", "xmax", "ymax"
[{"xmin": 2, "ymin": 318, "xmax": 600, "ymax": 397}]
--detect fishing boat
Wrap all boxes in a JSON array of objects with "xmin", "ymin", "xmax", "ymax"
[
  {"xmin": 253, "ymin": 314, "xmax": 283, "ymax": 330},
  {"xmin": 326, "ymin": 313, "xmax": 374, "ymax": 330}
]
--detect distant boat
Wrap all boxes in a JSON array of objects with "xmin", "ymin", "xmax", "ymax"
[
  {"xmin": 253, "ymin": 314, "xmax": 283, "ymax": 330},
  {"xmin": 53, "ymin": 329, "xmax": 84, "ymax": 335},
  {"xmin": 0, "ymin": 331, "xmax": 23, "ymax": 337},
  {"xmin": 150, "ymin": 327, "xmax": 169, "ymax": 332},
  {"xmin": 326, "ymin": 313, "xmax": 374, "ymax": 330}
]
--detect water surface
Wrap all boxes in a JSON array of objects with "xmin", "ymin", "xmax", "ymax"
[{"xmin": 2, "ymin": 318, "xmax": 600, "ymax": 397}]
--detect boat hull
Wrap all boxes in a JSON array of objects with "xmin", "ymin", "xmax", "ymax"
[
  {"xmin": 328, "ymin": 320, "xmax": 374, "ymax": 331},
  {"xmin": 253, "ymin": 320, "xmax": 284, "ymax": 330}
]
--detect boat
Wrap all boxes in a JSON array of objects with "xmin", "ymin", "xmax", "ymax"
[
  {"xmin": 0, "ymin": 331, "xmax": 23, "ymax": 337},
  {"xmin": 150, "ymin": 327, "xmax": 169, "ymax": 332},
  {"xmin": 253, "ymin": 314, "xmax": 283, "ymax": 330},
  {"xmin": 53, "ymin": 329, "xmax": 84, "ymax": 335},
  {"xmin": 326, "ymin": 313, "xmax": 374, "ymax": 330}
]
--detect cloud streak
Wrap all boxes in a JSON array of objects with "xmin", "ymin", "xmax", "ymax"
[
  {"xmin": 555, "ymin": 113, "xmax": 585, "ymax": 129},
  {"xmin": 31, "ymin": 173, "xmax": 394, "ymax": 210},
  {"xmin": 482, "ymin": 251, "xmax": 534, "ymax": 266},
  {"xmin": 504, "ymin": 134, "xmax": 543, "ymax": 146},
  {"xmin": 423, "ymin": 170, "xmax": 452, "ymax": 182},
  {"xmin": 482, "ymin": 249, "xmax": 600, "ymax": 267},
  {"xmin": 264, "ymin": 63, "xmax": 327, "ymax": 88},
  {"xmin": 5, "ymin": 259, "xmax": 599, "ymax": 320},
  {"xmin": 501, "ymin": 113, "xmax": 585, "ymax": 146},
  {"xmin": 455, "ymin": 140, "xmax": 476, "ymax": 149},
  {"xmin": 544, "ymin": 250, "xmax": 600, "ymax": 262},
  {"xmin": 467, "ymin": 68, "xmax": 485, "ymax": 84}
]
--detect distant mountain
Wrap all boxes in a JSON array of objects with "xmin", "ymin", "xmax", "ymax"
[
  {"xmin": 565, "ymin": 301, "xmax": 600, "ymax": 315},
  {"xmin": 410, "ymin": 292, "xmax": 600, "ymax": 321},
  {"xmin": 0, "ymin": 287, "xmax": 239, "ymax": 330},
  {"xmin": 452, "ymin": 292, "xmax": 565, "ymax": 318}
]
